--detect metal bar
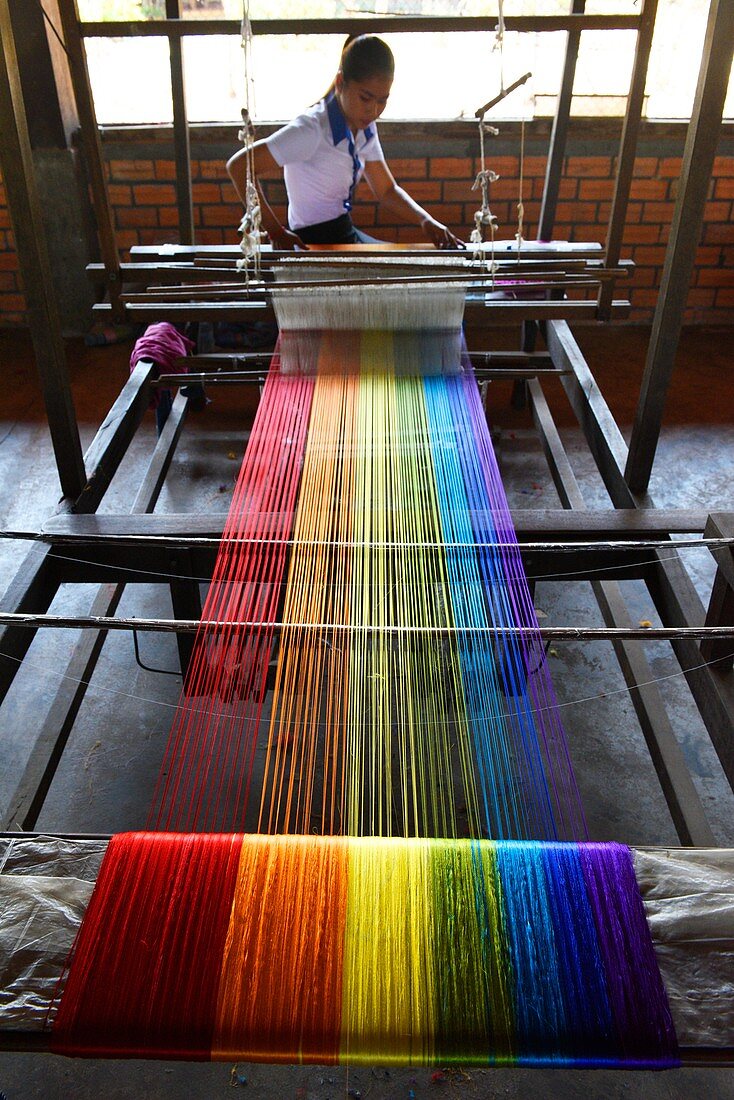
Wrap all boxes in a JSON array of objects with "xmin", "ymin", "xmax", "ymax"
[
  {"xmin": 625, "ymin": 0, "xmax": 734, "ymax": 492},
  {"xmin": 0, "ymin": 0, "xmax": 86, "ymax": 501},
  {"xmin": 10, "ymin": 530, "xmax": 733, "ymax": 554},
  {"xmin": 56, "ymin": 0, "xmax": 123, "ymax": 318},
  {"xmin": 701, "ymin": 516, "xmax": 734, "ymax": 670},
  {"xmin": 0, "ymin": 612, "xmax": 733, "ymax": 641},
  {"xmin": 475, "ymin": 71, "xmax": 532, "ymax": 119},
  {"xmin": 78, "ymin": 15, "xmax": 642, "ymax": 38},
  {"xmin": 538, "ymin": 0, "xmax": 584, "ymax": 242},
  {"xmin": 598, "ymin": 0, "xmax": 658, "ymax": 320},
  {"xmin": 528, "ymin": 377, "xmax": 715, "ymax": 848},
  {"xmin": 166, "ymin": 0, "xmax": 194, "ymax": 244},
  {"xmin": 94, "ymin": 300, "xmax": 631, "ymax": 324}
]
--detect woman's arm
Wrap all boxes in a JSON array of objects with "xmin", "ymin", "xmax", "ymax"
[
  {"xmin": 226, "ymin": 141, "xmax": 306, "ymax": 251},
  {"xmin": 363, "ymin": 160, "xmax": 465, "ymax": 249}
]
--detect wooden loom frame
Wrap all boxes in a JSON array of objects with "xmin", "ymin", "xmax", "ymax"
[{"xmin": 0, "ymin": 0, "xmax": 733, "ymax": 1066}]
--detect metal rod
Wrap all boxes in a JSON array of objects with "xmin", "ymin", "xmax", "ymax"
[
  {"xmin": 475, "ymin": 71, "xmax": 533, "ymax": 119},
  {"xmin": 5, "ymin": 530, "xmax": 733, "ymax": 553},
  {"xmin": 1, "ymin": 612, "xmax": 733, "ymax": 641},
  {"xmin": 151, "ymin": 368, "xmax": 570, "ymax": 386}
]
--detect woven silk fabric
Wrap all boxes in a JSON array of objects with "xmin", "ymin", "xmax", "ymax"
[{"xmin": 51, "ymin": 832, "xmax": 678, "ymax": 1067}]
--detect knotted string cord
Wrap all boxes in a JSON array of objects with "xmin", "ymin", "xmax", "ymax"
[
  {"xmin": 470, "ymin": 119, "xmax": 500, "ymax": 278},
  {"xmin": 235, "ymin": 0, "xmax": 262, "ymax": 280}
]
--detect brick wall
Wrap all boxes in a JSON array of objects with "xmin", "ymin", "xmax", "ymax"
[{"xmin": 2, "ymin": 119, "xmax": 733, "ymax": 326}]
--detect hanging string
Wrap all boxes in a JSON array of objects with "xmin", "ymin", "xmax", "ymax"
[
  {"xmin": 516, "ymin": 119, "xmax": 525, "ymax": 260},
  {"xmin": 470, "ymin": 120, "xmax": 500, "ymax": 281},
  {"xmin": 236, "ymin": 1, "xmax": 262, "ymax": 281}
]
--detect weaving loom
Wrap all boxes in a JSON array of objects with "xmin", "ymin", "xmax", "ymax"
[{"xmin": 0, "ymin": 275, "xmax": 721, "ymax": 1068}]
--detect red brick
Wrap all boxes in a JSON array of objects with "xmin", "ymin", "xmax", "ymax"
[
  {"xmin": 629, "ymin": 267, "xmax": 657, "ymax": 287},
  {"xmin": 404, "ymin": 181, "xmax": 441, "ymax": 202},
  {"xmin": 198, "ymin": 228, "xmax": 226, "ymax": 245},
  {"xmin": 197, "ymin": 160, "xmax": 229, "ymax": 180},
  {"xmin": 482, "ymin": 156, "xmax": 519, "ymax": 178},
  {"xmin": 641, "ymin": 201, "xmax": 675, "ymax": 223},
  {"xmin": 633, "ymin": 157, "xmax": 658, "ymax": 176},
  {"xmin": 696, "ymin": 245, "xmax": 724, "ymax": 264},
  {"xmin": 685, "ymin": 288, "xmax": 716, "ymax": 307},
  {"xmin": 159, "ymin": 207, "xmax": 180, "ymax": 227},
  {"xmin": 569, "ymin": 224, "xmax": 605, "ymax": 243},
  {"xmin": 115, "ymin": 230, "xmax": 140, "ymax": 250},
  {"xmin": 109, "ymin": 159, "xmax": 154, "ymax": 181},
  {"xmin": 697, "ymin": 266, "xmax": 734, "ymax": 287},
  {"xmin": 670, "ymin": 177, "xmax": 713, "ymax": 201},
  {"xmin": 0, "ymin": 209, "xmax": 12, "ymax": 229},
  {"xmin": 0, "ymin": 293, "xmax": 25, "ymax": 312},
  {"xmin": 481, "ymin": 178, "xmax": 522, "ymax": 200},
  {"xmin": 555, "ymin": 202, "xmax": 598, "ymax": 223},
  {"xmin": 566, "ymin": 156, "xmax": 612, "ymax": 178},
  {"xmin": 577, "ymin": 179, "xmax": 614, "ymax": 200},
  {"xmin": 657, "ymin": 157, "xmax": 682, "ymax": 179},
  {"xmin": 107, "ymin": 184, "xmax": 132, "ymax": 205},
  {"xmin": 116, "ymin": 207, "xmax": 158, "ymax": 228},
  {"xmin": 133, "ymin": 183, "xmax": 176, "ymax": 205},
  {"xmin": 154, "ymin": 160, "xmax": 177, "ymax": 180},
  {"xmin": 390, "ymin": 158, "xmax": 427, "ymax": 179},
  {"xmin": 714, "ymin": 178, "xmax": 734, "ymax": 199},
  {"xmin": 713, "ymin": 156, "xmax": 734, "ymax": 177},
  {"xmin": 0, "ymin": 273, "xmax": 17, "ymax": 292},
  {"xmin": 0, "ymin": 253, "xmax": 19, "ymax": 270},
  {"xmin": 622, "ymin": 225, "xmax": 661, "ymax": 244},
  {"xmin": 705, "ymin": 223, "xmax": 734, "ymax": 244},
  {"xmin": 633, "ymin": 245, "xmax": 667, "ymax": 265},
  {"xmin": 629, "ymin": 179, "xmax": 668, "ymax": 201},
  {"xmin": 201, "ymin": 204, "xmax": 238, "ymax": 226},
  {"xmin": 522, "ymin": 156, "xmax": 547, "ymax": 177},
  {"xmin": 442, "ymin": 180, "xmax": 476, "ymax": 201},
  {"xmin": 192, "ymin": 183, "xmax": 222, "ymax": 204},
  {"xmin": 704, "ymin": 201, "xmax": 731, "ymax": 222},
  {"xmin": 431, "ymin": 157, "xmax": 473, "ymax": 179},
  {"xmin": 220, "ymin": 181, "xmax": 240, "ymax": 204},
  {"xmin": 630, "ymin": 288, "xmax": 660, "ymax": 308}
]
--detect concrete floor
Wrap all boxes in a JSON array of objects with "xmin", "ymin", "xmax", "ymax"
[{"xmin": 0, "ymin": 323, "xmax": 732, "ymax": 1098}]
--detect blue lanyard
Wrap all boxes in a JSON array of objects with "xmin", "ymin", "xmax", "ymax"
[{"xmin": 344, "ymin": 133, "xmax": 361, "ymax": 213}]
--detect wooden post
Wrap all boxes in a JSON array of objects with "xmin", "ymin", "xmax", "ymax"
[
  {"xmin": 701, "ymin": 515, "xmax": 734, "ymax": 672},
  {"xmin": 598, "ymin": 0, "xmax": 658, "ymax": 320},
  {"xmin": 56, "ymin": 0, "xmax": 123, "ymax": 318},
  {"xmin": 625, "ymin": 0, "xmax": 734, "ymax": 492},
  {"xmin": 0, "ymin": 0, "xmax": 86, "ymax": 501},
  {"xmin": 537, "ymin": 0, "xmax": 585, "ymax": 242},
  {"xmin": 166, "ymin": 0, "xmax": 194, "ymax": 244}
]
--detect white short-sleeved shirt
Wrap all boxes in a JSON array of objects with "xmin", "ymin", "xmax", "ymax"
[{"xmin": 264, "ymin": 94, "xmax": 385, "ymax": 230}]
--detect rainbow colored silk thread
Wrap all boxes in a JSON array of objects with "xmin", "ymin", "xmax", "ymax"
[{"xmin": 51, "ymin": 832, "xmax": 678, "ymax": 1067}]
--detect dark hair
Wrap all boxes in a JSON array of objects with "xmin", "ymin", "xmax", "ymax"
[
  {"xmin": 341, "ymin": 35, "xmax": 394, "ymax": 83},
  {"xmin": 322, "ymin": 35, "xmax": 394, "ymax": 100}
]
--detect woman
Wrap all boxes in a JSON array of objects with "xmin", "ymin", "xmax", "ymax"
[{"xmin": 226, "ymin": 35, "xmax": 464, "ymax": 250}]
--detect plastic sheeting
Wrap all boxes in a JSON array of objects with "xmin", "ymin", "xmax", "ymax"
[
  {"xmin": 634, "ymin": 846, "xmax": 734, "ymax": 1049},
  {"xmin": 0, "ymin": 837, "xmax": 107, "ymax": 1031},
  {"xmin": 0, "ymin": 837, "xmax": 732, "ymax": 1048}
]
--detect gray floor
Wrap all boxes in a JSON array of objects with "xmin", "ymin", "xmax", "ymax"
[{"xmin": 0, "ymin": 324, "xmax": 732, "ymax": 1098}]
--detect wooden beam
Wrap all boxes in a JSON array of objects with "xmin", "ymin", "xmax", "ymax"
[
  {"xmin": 165, "ymin": 0, "xmax": 194, "ymax": 244},
  {"xmin": 77, "ymin": 15, "xmax": 643, "ymax": 38},
  {"xmin": 0, "ymin": 0, "xmax": 86, "ymax": 501},
  {"xmin": 598, "ymin": 0, "xmax": 658, "ymax": 318},
  {"xmin": 528, "ymin": 377, "xmax": 715, "ymax": 847},
  {"xmin": 538, "ymin": 0, "xmax": 585, "ymax": 242},
  {"xmin": 56, "ymin": 0, "xmax": 123, "ymax": 318},
  {"xmin": 625, "ymin": 0, "xmax": 734, "ymax": 492},
  {"xmin": 1, "ymin": 393, "xmax": 191, "ymax": 831},
  {"xmin": 700, "ymin": 515, "xmax": 734, "ymax": 671}
]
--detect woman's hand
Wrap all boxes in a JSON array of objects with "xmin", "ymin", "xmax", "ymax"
[
  {"xmin": 421, "ymin": 217, "xmax": 466, "ymax": 251},
  {"xmin": 268, "ymin": 226, "xmax": 309, "ymax": 251}
]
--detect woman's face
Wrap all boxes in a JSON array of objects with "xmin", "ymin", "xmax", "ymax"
[{"xmin": 336, "ymin": 71, "xmax": 393, "ymax": 133}]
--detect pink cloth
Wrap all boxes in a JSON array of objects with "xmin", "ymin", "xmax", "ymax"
[{"xmin": 130, "ymin": 322, "xmax": 195, "ymax": 408}]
